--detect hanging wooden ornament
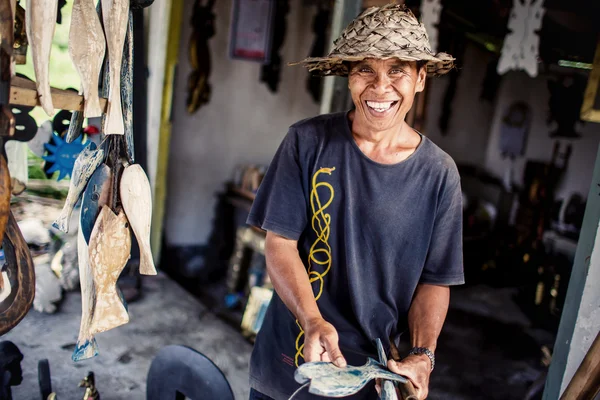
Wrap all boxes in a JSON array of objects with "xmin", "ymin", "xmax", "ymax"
[
  {"xmin": 25, "ymin": 0, "xmax": 59, "ymax": 116},
  {"xmin": 497, "ymin": 0, "xmax": 545, "ymax": 78},
  {"xmin": 186, "ymin": 0, "xmax": 216, "ymax": 114},
  {"xmin": 53, "ymin": 141, "xmax": 105, "ymax": 233},
  {"xmin": 420, "ymin": 0, "xmax": 441, "ymax": 53}
]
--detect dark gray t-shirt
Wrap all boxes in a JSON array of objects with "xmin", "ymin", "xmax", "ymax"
[{"xmin": 247, "ymin": 112, "xmax": 464, "ymax": 399}]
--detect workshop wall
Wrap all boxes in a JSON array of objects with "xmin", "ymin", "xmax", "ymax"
[
  {"xmin": 165, "ymin": 0, "xmax": 319, "ymax": 246},
  {"xmin": 424, "ymin": 43, "xmax": 496, "ymax": 168},
  {"xmin": 484, "ymin": 71, "xmax": 600, "ymax": 202}
]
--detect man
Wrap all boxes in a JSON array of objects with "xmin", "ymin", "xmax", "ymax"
[{"xmin": 247, "ymin": 5, "xmax": 462, "ymax": 400}]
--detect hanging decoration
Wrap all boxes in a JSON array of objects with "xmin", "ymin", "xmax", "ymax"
[
  {"xmin": 547, "ymin": 75, "xmax": 586, "ymax": 138},
  {"xmin": 186, "ymin": 0, "xmax": 216, "ymax": 114},
  {"xmin": 497, "ymin": 0, "xmax": 545, "ymax": 78},
  {"xmin": 42, "ymin": 133, "xmax": 86, "ymax": 180},
  {"xmin": 260, "ymin": 0, "xmax": 290, "ymax": 93},
  {"xmin": 499, "ymin": 101, "xmax": 531, "ymax": 157},
  {"xmin": 420, "ymin": 0, "xmax": 441, "ymax": 53}
]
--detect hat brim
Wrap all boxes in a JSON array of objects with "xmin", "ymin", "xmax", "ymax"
[{"xmin": 291, "ymin": 51, "xmax": 455, "ymax": 77}]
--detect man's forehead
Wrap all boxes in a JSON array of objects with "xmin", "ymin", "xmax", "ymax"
[{"xmin": 353, "ymin": 58, "xmax": 413, "ymax": 67}]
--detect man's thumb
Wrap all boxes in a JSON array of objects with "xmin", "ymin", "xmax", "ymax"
[{"xmin": 324, "ymin": 336, "xmax": 346, "ymax": 368}]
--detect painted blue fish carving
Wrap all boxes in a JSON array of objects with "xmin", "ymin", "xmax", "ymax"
[{"xmin": 294, "ymin": 358, "xmax": 407, "ymax": 398}]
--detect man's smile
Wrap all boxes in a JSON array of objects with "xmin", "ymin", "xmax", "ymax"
[{"xmin": 364, "ymin": 100, "xmax": 399, "ymax": 115}]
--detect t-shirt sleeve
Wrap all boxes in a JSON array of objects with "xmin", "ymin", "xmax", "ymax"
[
  {"xmin": 420, "ymin": 170, "xmax": 465, "ymax": 286},
  {"xmin": 246, "ymin": 128, "xmax": 307, "ymax": 240}
]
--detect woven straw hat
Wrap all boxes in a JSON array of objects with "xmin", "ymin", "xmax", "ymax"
[{"xmin": 293, "ymin": 4, "xmax": 454, "ymax": 76}]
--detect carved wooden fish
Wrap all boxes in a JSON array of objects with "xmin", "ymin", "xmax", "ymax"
[
  {"xmin": 89, "ymin": 206, "xmax": 131, "ymax": 334},
  {"xmin": 294, "ymin": 359, "xmax": 407, "ymax": 398},
  {"xmin": 53, "ymin": 142, "xmax": 104, "ymax": 233},
  {"xmin": 101, "ymin": 0, "xmax": 129, "ymax": 135},
  {"xmin": 121, "ymin": 12, "xmax": 134, "ymax": 162},
  {"xmin": 72, "ymin": 164, "xmax": 111, "ymax": 362},
  {"xmin": 25, "ymin": 0, "xmax": 57, "ymax": 116},
  {"xmin": 69, "ymin": 0, "xmax": 106, "ymax": 118},
  {"xmin": 120, "ymin": 164, "xmax": 156, "ymax": 275}
]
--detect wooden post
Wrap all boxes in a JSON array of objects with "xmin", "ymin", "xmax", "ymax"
[
  {"xmin": 319, "ymin": 0, "xmax": 362, "ymax": 115},
  {"xmin": 149, "ymin": 0, "xmax": 184, "ymax": 264},
  {"xmin": 544, "ymin": 143, "xmax": 600, "ymax": 398},
  {"xmin": 560, "ymin": 331, "xmax": 600, "ymax": 400}
]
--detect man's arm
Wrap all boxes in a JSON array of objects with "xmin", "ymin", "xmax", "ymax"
[
  {"xmin": 265, "ymin": 231, "xmax": 347, "ymax": 367},
  {"xmin": 388, "ymin": 283, "xmax": 450, "ymax": 400}
]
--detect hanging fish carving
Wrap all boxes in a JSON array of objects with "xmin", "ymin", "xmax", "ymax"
[
  {"xmin": 72, "ymin": 164, "xmax": 112, "ymax": 362},
  {"xmin": 25, "ymin": 0, "xmax": 58, "ymax": 116},
  {"xmin": 53, "ymin": 142, "xmax": 104, "ymax": 233},
  {"xmin": 101, "ymin": 0, "xmax": 129, "ymax": 135},
  {"xmin": 89, "ymin": 206, "xmax": 131, "ymax": 334},
  {"xmin": 120, "ymin": 164, "xmax": 156, "ymax": 275},
  {"xmin": 69, "ymin": 0, "xmax": 106, "ymax": 118}
]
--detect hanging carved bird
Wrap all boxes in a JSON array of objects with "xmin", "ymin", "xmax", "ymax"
[{"xmin": 186, "ymin": 0, "xmax": 215, "ymax": 114}]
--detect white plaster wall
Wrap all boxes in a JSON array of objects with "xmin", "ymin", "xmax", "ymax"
[
  {"xmin": 424, "ymin": 43, "xmax": 495, "ymax": 168},
  {"xmin": 560, "ymin": 213, "xmax": 600, "ymax": 394},
  {"xmin": 165, "ymin": 0, "xmax": 319, "ymax": 245},
  {"xmin": 484, "ymin": 71, "xmax": 600, "ymax": 201}
]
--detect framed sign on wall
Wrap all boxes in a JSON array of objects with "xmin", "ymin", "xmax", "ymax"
[{"xmin": 229, "ymin": 0, "xmax": 275, "ymax": 63}]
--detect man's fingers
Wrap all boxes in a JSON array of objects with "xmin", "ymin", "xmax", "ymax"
[
  {"xmin": 321, "ymin": 351, "xmax": 331, "ymax": 362},
  {"xmin": 388, "ymin": 360, "xmax": 427, "ymax": 400},
  {"xmin": 303, "ymin": 339, "xmax": 321, "ymax": 363},
  {"xmin": 322, "ymin": 334, "xmax": 346, "ymax": 368}
]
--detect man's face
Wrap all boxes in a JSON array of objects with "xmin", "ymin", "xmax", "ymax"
[{"xmin": 348, "ymin": 58, "xmax": 426, "ymax": 132}]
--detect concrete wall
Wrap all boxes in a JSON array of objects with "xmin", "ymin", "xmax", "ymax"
[
  {"xmin": 484, "ymin": 70, "xmax": 600, "ymax": 201},
  {"xmin": 165, "ymin": 0, "xmax": 319, "ymax": 246},
  {"xmin": 423, "ymin": 43, "xmax": 496, "ymax": 168}
]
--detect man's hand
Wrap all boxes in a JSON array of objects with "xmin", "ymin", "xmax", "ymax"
[
  {"xmin": 387, "ymin": 355, "xmax": 431, "ymax": 399},
  {"xmin": 303, "ymin": 318, "xmax": 347, "ymax": 368}
]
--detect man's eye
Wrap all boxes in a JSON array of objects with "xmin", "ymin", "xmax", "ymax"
[
  {"xmin": 359, "ymin": 68, "xmax": 372, "ymax": 73},
  {"xmin": 390, "ymin": 69, "xmax": 404, "ymax": 74}
]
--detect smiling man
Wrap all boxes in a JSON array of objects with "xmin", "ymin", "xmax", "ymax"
[{"xmin": 246, "ymin": 5, "xmax": 463, "ymax": 400}]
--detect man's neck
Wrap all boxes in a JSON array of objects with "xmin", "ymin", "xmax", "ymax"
[{"xmin": 348, "ymin": 110, "xmax": 421, "ymax": 164}]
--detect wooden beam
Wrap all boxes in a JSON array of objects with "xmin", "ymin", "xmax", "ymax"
[
  {"xmin": 560, "ymin": 331, "xmax": 600, "ymax": 400},
  {"xmin": 9, "ymin": 76, "xmax": 108, "ymax": 112}
]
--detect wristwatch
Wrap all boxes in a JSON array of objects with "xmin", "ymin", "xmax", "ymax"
[{"xmin": 408, "ymin": 347, "xmax": 435, "ymax": 371}]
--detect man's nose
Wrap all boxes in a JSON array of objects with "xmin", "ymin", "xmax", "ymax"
[{"xmin": 371, "ymin": 72, "xmax": 392, "ymax": 93}]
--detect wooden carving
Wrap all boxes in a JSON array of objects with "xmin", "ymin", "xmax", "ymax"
[
  {"xmin": 0, "ymin": 155, "xmax": 10, "ymax": 245},
  {"xmin": 101, "ymin": 0, "xmax": 129, "ymax": 135},
  {"xmin": 295, "ymin": 359, "xmax": 407, "ymax": 398},
  {"xmin": 72, "ymin": 164, "xmax": 111, "ymax": 362},
  {"xmin": 121, "ymin": 12, "xmax": 134, "ymax": 162},
  {"xmin": 120, "ymin": 164, "xmax": 156, "ymax": 275},
  {"xmin": 69, "ymin": 0, "xmax": 106, "ymax": 118},
  {"xmin": 89, "ymin": 206, "xmax": 131, "ymax": 334},
  {"xmin": 53, "ymin": 142, "xmax": 104, "ymax": 233},
  {"xmin": 0, "ymin": 211, "xmax": 35, "ymax": 335},
  {"xmin": 25, "ymin": 0, "xmax": 58, "ymax": 116}
]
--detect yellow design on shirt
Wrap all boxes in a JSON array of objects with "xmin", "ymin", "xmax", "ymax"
[{"xmin": 295, "ymin": 167, "xmax": 335, "ymax": 367}]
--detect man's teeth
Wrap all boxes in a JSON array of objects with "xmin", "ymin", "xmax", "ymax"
[{"xmin": 366, "ymin": 101, "xmax": 394, "ymax": 112}]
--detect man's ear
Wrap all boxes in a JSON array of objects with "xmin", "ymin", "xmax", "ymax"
[{"xmin": 415, "ymin": 67, "xmax": 427, "ymax": 93}]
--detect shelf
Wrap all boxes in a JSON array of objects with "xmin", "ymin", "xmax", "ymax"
[{"xmin": 9, "ymin": 76, "xmax": 108, "ymax": 112}]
